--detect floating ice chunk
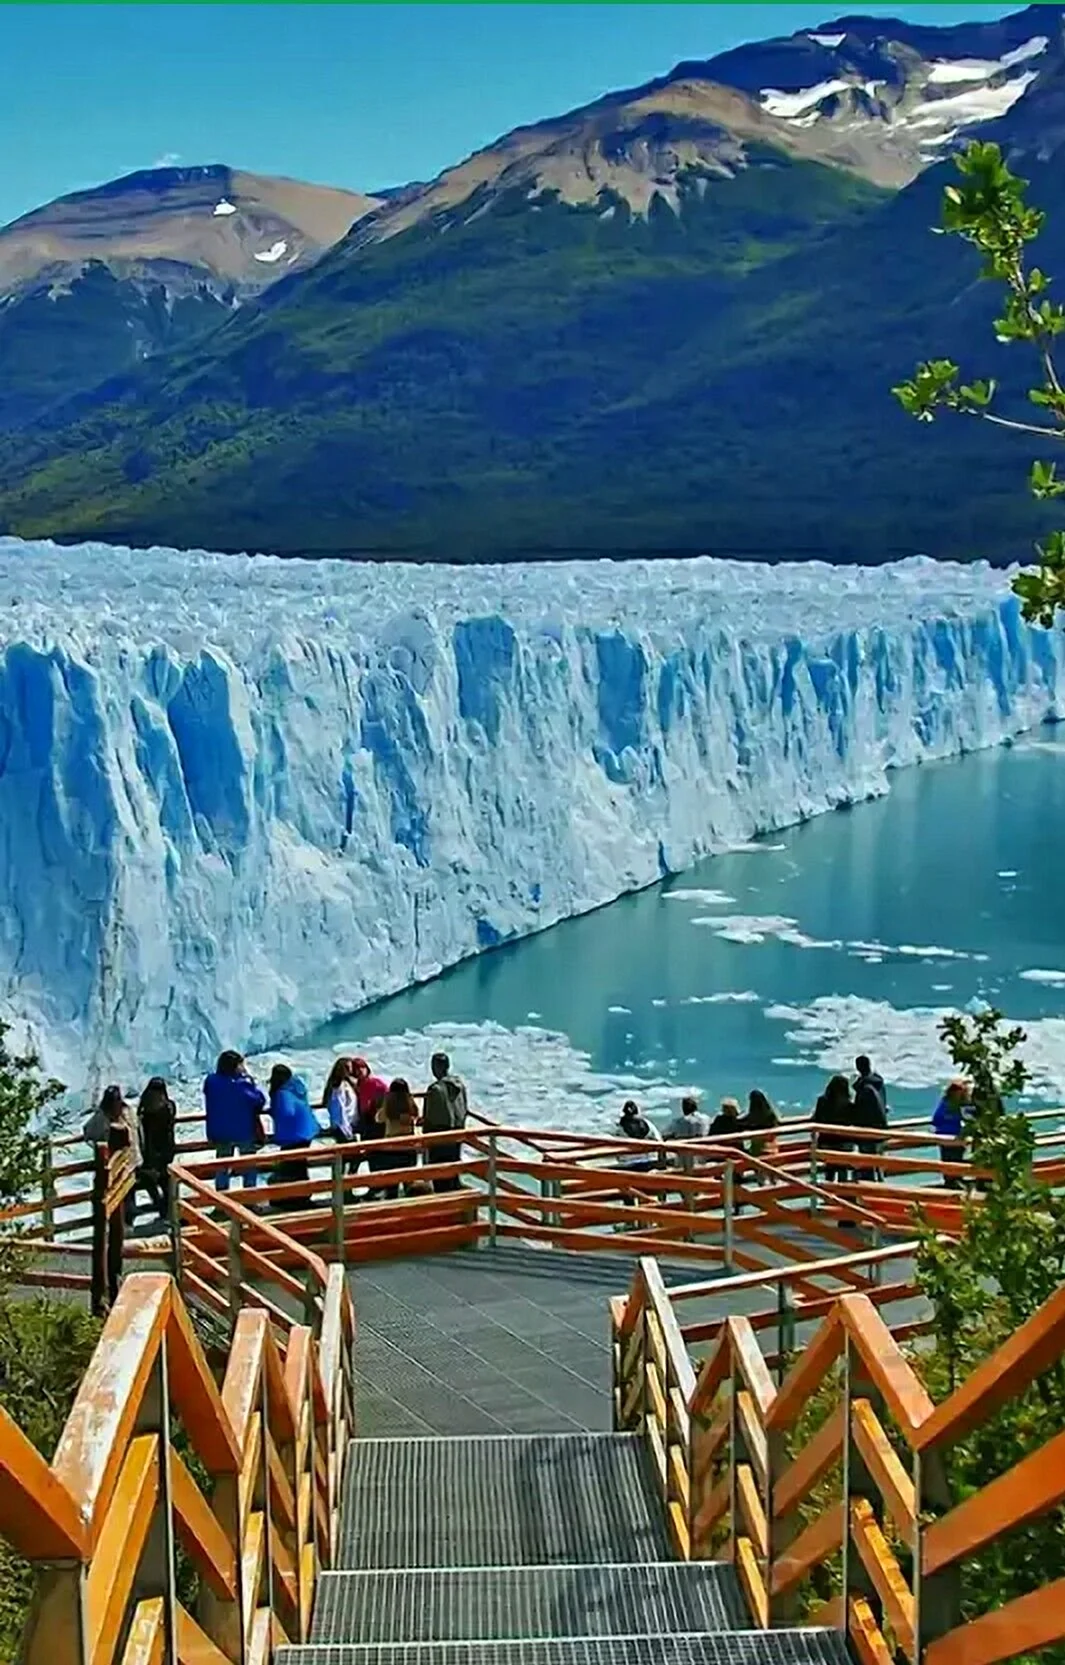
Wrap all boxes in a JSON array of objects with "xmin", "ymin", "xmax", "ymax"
[
  {"xmin": 664, "ymin": 888, "xmax": 735, "ymax": 905},
  {"xmin": 684, "ymin": 991, "xmax": 760, "ymax": 1005},
  {"xmin": 608, "ymin": 1005, "xmax": 632, "ymax": 1014},
  {"xmin": 1020, "ymin": 969, "xmax": 1065, "ymax": 986},
  {"xmin": 253, "ymin": 239, "xmax": 288, "ymax": 263},
  {"xmin": 998, "ymin": 870, "xmax": 1018, "ymax": 878},
  {"xmin": 212, "ymin": 199, "xmax": 237, "ymax": 216}
]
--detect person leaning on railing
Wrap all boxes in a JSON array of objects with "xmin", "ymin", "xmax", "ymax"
[
  {"xmin": 615, "ymin": 1101, "xmax": 664, "ymax": 1206},
  {"xmin": 83, "ymin": 1084, "xmax": 140, "ymax": 1316},
  {"xmin": 203, "ymin": 1050, "xmax": 266, "ymax": 1191},
  {"xmin": 133, "ymin": 1076, "xmax": 177, "ymax": 1220},
  {"xmin": 422, "ymin": 1051, "xmax": 469, "ymax": 1194},
  {"xmin": 268, "ymin": 1064, "xmax": 320, "ymax": 1203},
  {"xmin": 932, "ymin": 1078, "xmax": 971, "ymax": 1188},
  {"xmin": 375, "ymin": 1078, "xmax": 421, "ymax": 1200}
]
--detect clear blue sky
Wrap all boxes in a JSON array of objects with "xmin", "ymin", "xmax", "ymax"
[{"xmin": 2, "ymin": 2, "xmax": 1018, "ymax": 224}]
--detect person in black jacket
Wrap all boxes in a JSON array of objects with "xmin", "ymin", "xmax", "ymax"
[
  {"xmin": 852, "ymin": 1064, "xmax": 888, "ymax": 1183},
  {"xmin": 813, "ymin": 1074, "xmax": 854, "ymax": 1185},
  {"xmin": 136, "ymin": 1076, "xmax": 177, "ymax": 1219}
]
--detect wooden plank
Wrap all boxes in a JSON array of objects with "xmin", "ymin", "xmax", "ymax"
[
  {"xmin": 727, "ymin": 1317, "xmax": 775, "ymax": 1418},
  {"xmin": 770, "ymin": 1502, "xmax": 843, "ymax": 1598},
  {"xmin": 925, "ymin": 1577, "xmax": 1065, "ymax": 1665},
  {"xmin": 736, "ymin": 1391, "xmax": 768, "ymax": 1492},
  {"xmin": 166, "ymin": 1295, "xmax": 241, "ymax": 1475},
  {"xmin": 923, "ymin": 1425, "xmax": 1065, "ymax": 1578},
  {"xmin": 53, "ymin": 1274, "xmax": 170, "ymax": 1540},
  {"xmin": 171, "ymin": 1449, "xmax": 238, "ymax": 1601},
  {"xmin": 850, "ymin": 1497, "xmax": 915, "ymax": 1658},
  {"xmin": 849, "ymin": 1596, "xmax": 895, "ymax": 1665},
  {"xmin": 121, "ymin": 1597, "xmax": 165, "ymax": 1665},
  {"xmin": 773, "ymin": 1403, "xmax": 843, "ymax": 1520},
  {"xmin": 221, "ymin": 1313, "xmax": 267, "ymax": 1448},
  {"xmin": 645, "ymin": 1360, "xmax": 668, "ymax": 1435},
  {"xmin": 917, "ymin": 1284, "xmax": 1065, "ymax": 1454},
  {"xmin": 736, "ymin": 1463, "xmax": 769, "ymax": 1561},
  {"xmin": 839, "ymin": 1295, "xmax": 934, "ymax": 1440},
  {"xmin": 641, "ymin": 1258, "xmax": 698, "ymax": 1401},
  {"xmin": 0, "ymin": 1404, "xmax": 88, "ymax": 1560},
  {"xmin": 668, "ymin": 1499, "xmax": 690, "ymax": 1561},
  {"xmin": 851, "ymin": 1398, "xmax": 917, "ymax": 1540},
  {"xmin": 86, "ymin": 1433, "xmax": 160, "ymax": 1665},
  {"xmin": 241, "ymin": 1511, "xmax": 266, "ymax": 1640},
  {"xmin": 736, "ymin": 1536, "xmax": 769, "ymax": 1629},
  {"xmin": 692, "ymin": 1474, "xmax": 729, "ymax": 1540},
  {"xmin": 766, "ymin": 1310, "xmax": 843, "ymax": 1433},
  {"xmin": 175, "ymin": 1603, "xmax": 233, "ymax": 1665}
]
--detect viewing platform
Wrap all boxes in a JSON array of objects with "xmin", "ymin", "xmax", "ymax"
[{"xmin": 1, "ymin": 1110, "xmax": 1064, "ymax": 1665}]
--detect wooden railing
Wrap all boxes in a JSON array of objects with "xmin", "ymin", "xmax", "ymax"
[
  {"xmin": 613, "ymin": 1253, "xmax": 1065, "ymax": 1665},
  {"xmin": 0, "ymin": 1262, "xmax": 354, "ymax": 1664}
]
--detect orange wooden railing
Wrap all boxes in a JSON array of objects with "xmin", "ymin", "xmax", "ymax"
[
  {"xmin": 0, "ymin": 1262, "xmax": 354, "ymax": 1664},
  {"xmin": 613, "ymin": 1254, "xmax": 1065, "ymax": 1665}
]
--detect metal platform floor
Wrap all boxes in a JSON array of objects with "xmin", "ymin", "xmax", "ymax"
[{"xmin": 278, "ymin": 1630, "xmax": 850, "ymax": 1664}]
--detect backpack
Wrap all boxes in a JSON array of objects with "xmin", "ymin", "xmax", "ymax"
[{"xmin": 440, "ymin": 1075, "xmax": 468, "ymax": 1130}]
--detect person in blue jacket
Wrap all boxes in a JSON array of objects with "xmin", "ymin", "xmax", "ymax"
[
  {"xmin": 203, "ymin": 1050, "xmax": 265, "ymax": 1191},
  {"xmin": 932, "ymin": 1078, "xmax": 970, "ymax": 1188},
  {"xmin": 268, "ymin": 1062, "xmax": 320, "ymax": 1200}
]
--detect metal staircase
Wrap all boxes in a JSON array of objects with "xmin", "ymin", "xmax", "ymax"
[{"xmin": 276, "ymin": 1432, "xmax": 849, "ymax": 1664}]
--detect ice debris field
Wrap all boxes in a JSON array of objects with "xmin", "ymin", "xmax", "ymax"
[{"xmin": 0, "ymin": 537, "xmax": 1062, "ymax": 1089}]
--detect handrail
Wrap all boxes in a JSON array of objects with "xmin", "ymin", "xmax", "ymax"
[
  {"xmin": 613, "ymin": 1251, "xmax": 1065, "ymax": 1665},
  {"xmin": 0, "ymin": 1262, "xmax": 354, "ymax": 1664}
]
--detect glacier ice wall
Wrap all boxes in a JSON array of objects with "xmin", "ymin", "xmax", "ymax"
[{"xmin": 0, "ymin": 539, "xmax": 1061, "ymax": 1088}]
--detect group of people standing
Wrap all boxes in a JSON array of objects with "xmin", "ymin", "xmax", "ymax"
[
  {"xmin": 614, "ymin": 1056, "xmax": 891, "ymax": 1183},
  {"xmin": 200, "ymin": 1047, "xmax": 469, "ymax": 1198}
]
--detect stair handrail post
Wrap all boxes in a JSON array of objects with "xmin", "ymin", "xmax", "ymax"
[
  {"xmin": 168, "ymin": 1165, "xmax": 182, "ymax": 1288},
  {"xmin": 331, "ymin": 1145, "xmax": 346, "ymax": 1266},
  {"xmin": 487, "ymin": 1132, "xmax": 499, "ymax": 1246},
  {"xmin": 727, "ymin": 1332, "xmax": 740, "ymax": 1564},
  {"xmin": 809, "ymin": 1131, "xmax": 820, "ymax": 1207},
  {"xmin": 723, "ymin": 1161, "xmax": 735, "ymax": 1272},
  {"xmin": 40, "ymin": 1138, "xmax": 55, "ymax": 1237},
  {"xmin": 226, "ymin": 1211, "xmax": 242, "ymax": 1334},
  {"xmin": 776, "ymin": 1280, "xmax": 796, "ymax": 1385},
  {"xmin": 840, "ymin": 1333, "xmax": 854, "ymax": 1621}
]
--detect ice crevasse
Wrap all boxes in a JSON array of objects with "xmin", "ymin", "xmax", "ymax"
[{"xmin": 0, "ymin": 538, "xmax": 1061, "ymax": 1088}]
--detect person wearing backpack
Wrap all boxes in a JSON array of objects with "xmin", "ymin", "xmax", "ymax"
[{"xmin": 422, "ymin": 1051, "xmax": 469, "ymax": 1192}]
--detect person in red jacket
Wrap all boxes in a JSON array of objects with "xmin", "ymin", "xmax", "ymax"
[{"xmin": 351, "ymin": 1056, "xmax": 388, "ymax": 1196}]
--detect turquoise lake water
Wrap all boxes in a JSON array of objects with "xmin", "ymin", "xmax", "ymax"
[{"xmin": 281, "ymin": 730, "xmax": 1065, "ymax": 1137}]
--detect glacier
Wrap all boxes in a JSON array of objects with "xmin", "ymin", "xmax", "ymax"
[{"xmin": 0, "ymin": 537, "xmax": 1061, "ymax": 1091}]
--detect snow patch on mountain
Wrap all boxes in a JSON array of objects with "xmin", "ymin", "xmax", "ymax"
[
  {"xmin": 0, "ymin": 540, "xmax": 1060, "ymax": 1090},
  {"xmin": 253, "ymin": 240, "xmax": 288, "ymax": 264},
  {"xmin": 760, "ymin": 79, "xmax": 852, "ymax": 119}
]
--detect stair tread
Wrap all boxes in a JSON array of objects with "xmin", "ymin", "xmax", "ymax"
[
  {"xmin": 311, "ymin": 1564, "xmax": 747, "ymax": 1643},
  {"xmin": 277, "ymin": 1630, "xmax": 850, "ymax": 1664},
  {"xmin": 338, "ymin": 1435, "xmax": 671, "ymax": 1569}
]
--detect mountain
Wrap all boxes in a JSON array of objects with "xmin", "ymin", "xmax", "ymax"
[
  {"xmin": 0, "ymin": 6, "xmax": 1063, "ymax": 559},
  {"xmin": 0, "ymin": 165, "xmax": 377, "ymax": 429}
]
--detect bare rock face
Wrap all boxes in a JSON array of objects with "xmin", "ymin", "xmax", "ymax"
[{"xmin": 0, "ymin": 164, "xmax": 379, "ymax": 301}]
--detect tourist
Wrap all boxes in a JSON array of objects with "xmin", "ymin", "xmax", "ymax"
[
  {"xmin": 203, "ymin": 1050, "xmax": 266, "ymax": 1191},
  {"xmin": 375, "ymin": 1078, "xmax": 420, "ymax": 1199},
  {"xmin": 323, "ymin": 1056, "xmax": 358, "ymax": 1142},
  {"xmin": 663, "ymin": 1095, "xmax": 711, "ymax": 1164},
  {"xmin": 812, "ymin": 1074, "xmax": 854, "ymax": 1185},
  {"xmin": 268, "ymin": 1064, "xmax": 320, "ymax": 1200},
  {"xmin": 614, "ymin": 1100, "xmax": 662, "ymax": 1211},
  {"xmin": 709, "ymin": 1098, "xmax": 742, "ymax": 1137},
  {"xmin": 740, "ymin": 1089, "xmax": 780, "ymax": 1158},
  {"xmin": 135, "ymin": 1076, "xmax": 177, "ymax": 1219},
  {"xmin": 852, "ymin": 1065, "xmax": 888, "ymax": 1183},
  {"xmin": 352, "ymin": 1056, "xmax": 389, "ymax": 1195},
  {"xmin": 83, "ymin": 1085, "xmax": 140, "ymax": 1316},
  {"xmin": 854, "ymin": 1055, "xmax": 888, "ymax": 1117},
  {"xmin": 422, "ymin": 1051, "xmax": 469, "ymax": 1193},
  {"xmin": 932, "ymin": 1079, "xmax": 970, "ymax": 1188}
]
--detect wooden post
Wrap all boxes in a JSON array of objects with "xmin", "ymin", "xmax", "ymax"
[
  {"xmin": 226, "ymin": 1216, "xmax": 242, "ymax": 1335},
  {"xmin": 40, "ymin": 1141, "xmax": 56, "ymax": 1237},
  {"xmin": 168, "ymin": 1167, "xmax": 182, "ymax": 1288},
  {"xmin": 723, "ymin": 1162, "xmax": 735, "ymax": 1271},
  {"xmin": 913, "ymin": 1443, "xmax": 962, "ymax": 1665},
  {"xmin": 22, "ymin": 1565, "xmax": 90, "ymax": 1665},
  {"xmin": 487, "ymin": 1134, "xmax": 498, "ymax": 1247},
  {"xmin": 331, "ymin": 1148, "xmax": 346, "ymax": 1266}
]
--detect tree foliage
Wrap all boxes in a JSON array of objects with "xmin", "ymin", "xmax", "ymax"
[
  {"xmin": 914, "ymin": 1008, "xmax": 1065, "ymax": 1647},
  {"xmin": 895, "ymin": 140, "xmax": 1065, "ymax": 627}
]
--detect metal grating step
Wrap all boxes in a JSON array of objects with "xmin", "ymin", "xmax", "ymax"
[
  {"xmin": 310, "ymin": 1564, "xmax": 747, "ymax": 1644},
  {"xmin": 276, "ymin": 1628, "xmax": 851, "ymax": 1665},
  {"xmin": 337, "ymin": 1435, "xmax": 671, "ymax": 1569}
]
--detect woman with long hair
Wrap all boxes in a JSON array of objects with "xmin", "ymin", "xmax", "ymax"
[
  {"xmin": 136, "ymin": 1076, "xmax": 177, "ymax": 1218},
  {"xmin": 375, "ymin": 1078, "xmax": 420, "ymax": 1200}
]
